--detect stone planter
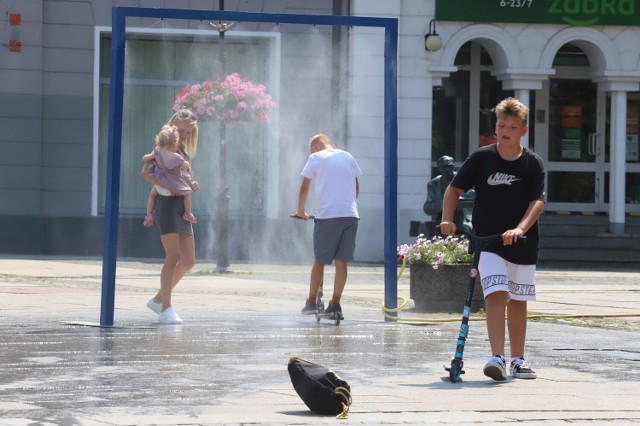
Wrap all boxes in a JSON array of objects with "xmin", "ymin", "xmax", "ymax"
[{"xmin": 409, "ymin": 263, "xmax": 484, "ymax": 312}]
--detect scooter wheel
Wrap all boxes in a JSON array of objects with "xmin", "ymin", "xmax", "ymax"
[
  {"xmin": 334, "ymin": 318, "xmax": 341, "ymax": 326},
  {"xmin": 316, "ymin": 316, "xmax": 321, "ymax": 323},
  {"xmin": 449, "ymin": 359, "xmax": 463, "ymax": 383}
]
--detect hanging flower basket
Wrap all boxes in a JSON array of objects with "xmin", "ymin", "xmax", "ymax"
[{"xmin": 173, "ymin": 73, "xmax": 275, "ymax": 125}]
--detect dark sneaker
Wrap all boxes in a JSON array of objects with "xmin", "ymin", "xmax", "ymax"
[
  {"xmin": 301, "ymin": 300, "xmax": 317, "ymax": 315},
  {"xmin": 324, "ymin": 303, "xmax": 344, "ymax": 320},
  {"xmin": 510, "ymin": 358, "xmax": 537, "ymax": 379},
  {"xmin": 483, "ymin": 355, "xmax": 507, "ymax": 381}
]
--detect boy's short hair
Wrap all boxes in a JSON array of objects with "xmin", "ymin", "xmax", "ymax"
[
  {"xmin": 308, "ymin": 134, "xmax": 334, "ymax": 152},
  {"xmin": 155, "ymin": 124, "xmax": 179, "ymax": 147},
  {"xmin": 494, "ymin": 97, "xmax": 528, "ymax": 126}
]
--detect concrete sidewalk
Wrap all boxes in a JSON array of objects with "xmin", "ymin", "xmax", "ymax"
[{"xmin": 0, "ymin": 257, "xmax": 639, "ymax": 425}]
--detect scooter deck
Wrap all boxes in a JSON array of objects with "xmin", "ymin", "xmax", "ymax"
[{"xmin": 315, "ymin": 310, "xmax": 342, "ymax": 326}]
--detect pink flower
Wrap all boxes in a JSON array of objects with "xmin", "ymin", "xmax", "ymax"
[
  {"xmin": 397, "ymin": 234, "xmax": 472, "ymax": 269},
  {"xmin": 173, "ymin": 73, "xmax": 275, "ymax": 125}
]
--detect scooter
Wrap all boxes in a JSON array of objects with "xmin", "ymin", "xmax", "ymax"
[
  {"xmin": 290, "ymin": 214, "xmax": 342, "ymax": 326},
  {"xmin": 444, "ymin": 232, "xmax": 527, "ymax": 383}
]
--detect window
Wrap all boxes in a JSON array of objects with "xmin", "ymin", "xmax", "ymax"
[{"xmin": 97, "ymin": 34, "xmax": 272, "ymax": 215}]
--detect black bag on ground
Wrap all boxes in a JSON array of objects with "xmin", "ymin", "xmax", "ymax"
[{"xmin": 287, "ymin": 356, "xmax": 352, "ymax": 418}]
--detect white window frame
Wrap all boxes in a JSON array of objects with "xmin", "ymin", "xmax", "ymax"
[{"xmin": 91, "ymin": 26, "xmax": 281, "ymax": 219}]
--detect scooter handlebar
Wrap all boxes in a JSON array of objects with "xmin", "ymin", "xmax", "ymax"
[
  {"xmin": 466, "ymin": 233, "xmax": 527, "ymax": 244},
  {"xmin": 436, "ymin": 225, "xmax": 528, "ymax": 244},
  {"xmin": 290, "ymin": 214, "xmax": 316, "ymax": 220}
]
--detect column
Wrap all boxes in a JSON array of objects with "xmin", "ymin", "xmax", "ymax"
[
  {"xmin": 609, "ymin": 91, "xmax": 627, "ymax": 234},
  {"xmin": 514, "ymin": 89, "xmax": 530, "ymax": 149}
]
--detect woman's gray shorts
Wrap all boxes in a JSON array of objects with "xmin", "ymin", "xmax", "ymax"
[
  {"xmin": 313, "ymin": 217, "xmax": 359, "ymax": 265},
  {"xmin": 154, "ymin": 195, "xmax": 193, "ymax": 236}
]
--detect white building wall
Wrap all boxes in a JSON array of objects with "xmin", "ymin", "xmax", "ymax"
[
  {"xmin": 349, "ymin": 0, "xmax": 439, "ymax": 261},
  {"xmin": 350, "ymin": 0, "xmax": 640, "ymax": 257},
  {"xmin": 2, "ymin": 0, "xmax": 639, "ymax": 258}
]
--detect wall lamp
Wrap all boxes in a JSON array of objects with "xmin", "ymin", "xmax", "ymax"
[{"xmin": 424, "ymin": 19, "xmax": 442, "ymax": 52}]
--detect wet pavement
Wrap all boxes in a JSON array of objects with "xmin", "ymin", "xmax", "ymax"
[{"xmin": 1, "ymin": 257, "xmax": 639, "ymax": 425}]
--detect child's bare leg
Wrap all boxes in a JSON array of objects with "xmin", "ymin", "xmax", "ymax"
[
  {"xmin": 144, "ymin": 187, "xmax": 159, "ymax": 227},
  {"xmin": 182, "ymin": 194, "xmax": 197, "ymax": 223},
  {"xmin": 330, "ymin": 260, "xmax": 348, "ymax": 305},
  {"xmin": 308, "ymin": 261, "xmax": 325, "ymax": 302}
]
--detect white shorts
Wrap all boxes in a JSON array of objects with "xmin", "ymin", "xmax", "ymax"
[{"xmin": 478, "ymin": 252, "xmax": 537, "ymax": 301}]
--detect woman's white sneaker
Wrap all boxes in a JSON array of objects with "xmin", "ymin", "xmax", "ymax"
[
  {"xmin": 146, "ymin": 298, "xmax": 162, "ymax": 314},
  {"xmin": 158, "ymin": 307, "xmax": 183, "ymax": 324}
]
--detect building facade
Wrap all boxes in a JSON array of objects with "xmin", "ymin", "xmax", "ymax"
[{"xmin": 1, "ymin": 0, "xmax": 639, "ymax": 262}]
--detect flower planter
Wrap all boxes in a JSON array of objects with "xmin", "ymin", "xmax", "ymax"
[{"xmin": 409, "ymin": 263, "xmax": 484, "ymax": 312}]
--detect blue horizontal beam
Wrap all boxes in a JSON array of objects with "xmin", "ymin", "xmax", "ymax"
[{"xmin": 115, "ymin": 7, "xmax": 395, "ymax": 29}]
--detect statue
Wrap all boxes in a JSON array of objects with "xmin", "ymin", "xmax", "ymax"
[{"xmin": 422, "ymin": 156, "xmax": 474, "ymax": 237}]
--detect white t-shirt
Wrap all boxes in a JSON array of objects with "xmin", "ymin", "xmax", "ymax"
[{"xmin": 300, "ymin": 148, "xmax": 363, "ymax": 219}]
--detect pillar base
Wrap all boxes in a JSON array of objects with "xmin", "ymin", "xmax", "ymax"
[{"xmin": 609, "ymin": 222, "xmax": 625, "ymax": 234}]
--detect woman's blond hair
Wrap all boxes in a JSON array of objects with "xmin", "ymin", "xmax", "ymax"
[{"xmin": 169, "ymin": 109, "xmax": 199, "ymax": 158}]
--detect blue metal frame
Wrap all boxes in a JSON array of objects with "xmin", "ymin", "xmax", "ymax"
[{"xmin": 101, "ymin": 7, "xmax": 398, "ymax": 326}]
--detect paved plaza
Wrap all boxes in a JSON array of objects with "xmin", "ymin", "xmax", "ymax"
[{"xmin": 1, "ymin": 257, "xmax": 639, "ymax": 425}]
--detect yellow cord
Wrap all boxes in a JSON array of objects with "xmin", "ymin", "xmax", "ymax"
[
  {"xmin": 391, "ymin": 259, "xmax": 640, "ymax": 322},
  {"xmin": 396, "ymin": 256, "xmax": 407, "ymax": 280},
  {"xmin": 380, "ymin": 297, "xmax": 486, "ymax": 323},
  {"xmin": 381, "ymin": 297, "xmax": 640, "ymax": 323},
  {"xmin": 392, "ymin": 257, "xmax": 489, "ymax": 323},
  {"xmin": 334, "ymin": 387, "xmax": 351, "ymax": 419},
  {"xmin": 527, "ymin": 313, "xmax": 640, "ymax": 319}
]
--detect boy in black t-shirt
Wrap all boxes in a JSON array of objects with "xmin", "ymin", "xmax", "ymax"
[{"xmin": 440, "ymin": 97, "xmax": 545, "ymax": 381}]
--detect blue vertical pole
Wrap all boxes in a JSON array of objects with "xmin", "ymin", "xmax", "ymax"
[
  {"xmin": 100, "ymin": 7, "xmax": 126, "ymax": 326},
  {"xmin": 383, "ymin": 20, "xmax": 399, "ymax": 320}
]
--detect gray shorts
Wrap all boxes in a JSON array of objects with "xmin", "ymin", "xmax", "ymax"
[
  {"xmin": 313, "ymin": 217, "xmax": 359, "ymax": 265},
  {"xmin": 154, "ymin": 195, "xmax": 193, "ymax": 236}
]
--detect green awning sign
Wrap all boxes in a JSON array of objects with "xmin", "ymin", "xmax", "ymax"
[{"xmin": 436, "ymin": 0, "xmax": 639, "ymax": 26}]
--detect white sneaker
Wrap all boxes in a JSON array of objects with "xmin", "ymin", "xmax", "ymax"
[
  {"xmin": 146, "ymin": 298, "xmax": 162, "ymax": 314},
  {"xmin": 158, "ymin": 307, "xmax": 183, "ymax": 324},
  {"xmin": 510, "ymin": 358, "xmax": 537, "ymax": 379},
  {"xmin": 483, "ymin": 355, "xmax": 507, "ymax": 381}
]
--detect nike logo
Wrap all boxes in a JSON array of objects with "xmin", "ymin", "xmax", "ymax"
[{"xmin": 487, "ymin": 173, "xmax": 520, "ymax": 186}]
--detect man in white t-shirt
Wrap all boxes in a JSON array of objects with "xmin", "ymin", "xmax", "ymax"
[{"xmin": 295, "ymin": 134, "xmax": 363, "ymax": 320}]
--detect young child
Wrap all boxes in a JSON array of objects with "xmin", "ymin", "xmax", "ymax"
[
  {"xmin": 295, "ymin": 134, "xmax": 363, "ymax": 320},
  {"xmin": 440, "ymin": 97, "xmax": 545, "ymax": 381},
  {"xmin": 142, "ymin": 124, "xmax": 197, "ymax": 225}
]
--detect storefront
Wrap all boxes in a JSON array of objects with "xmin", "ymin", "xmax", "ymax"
[
  {"xmin": 2, "ymin": 0, "xmax": 639, "ymax": 261},
  {"xmin": 429, "ymin": 0, "xmax": 640, "ymax": 233}
]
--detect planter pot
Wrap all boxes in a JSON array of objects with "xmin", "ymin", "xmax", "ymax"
[{"xmin": 409, "ymin": 263, "xmax": 484, "ymax": 312}]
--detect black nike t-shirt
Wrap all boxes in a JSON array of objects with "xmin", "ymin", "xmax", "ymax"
[{"xmin": 451, "ymin": 144, "xmax": 545, "ymax": 264}]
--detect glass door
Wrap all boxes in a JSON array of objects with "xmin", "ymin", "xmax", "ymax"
[
  {"xmin": 540, "ymin": 78, "xmax": 609, "ymax": 211},
  {"xmin": 611, "ymin": 91, "xmax": 640, "ymax": 213}
]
